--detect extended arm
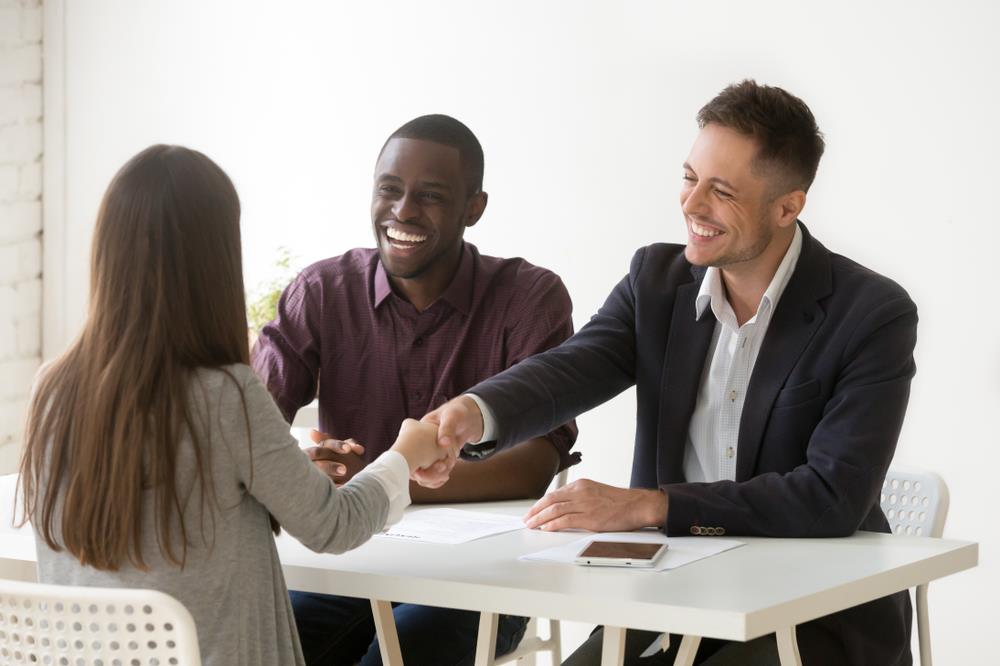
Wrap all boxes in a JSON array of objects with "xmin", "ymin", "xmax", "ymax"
[
  {"xmin": 410, "ymin": 437, "xmax": 560, "ymax": 503},
  {"xmin": 429, "ymin": 248, "xmax": 648, "ymax": 457},
  {"xmin": 222, "ymin": 367, "xmax": 448, "ymax": 553}
]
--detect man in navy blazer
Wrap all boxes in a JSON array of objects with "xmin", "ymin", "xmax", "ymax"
[{"xmin": 422, "ymin": 81, "xmax": 917, "ymax": 665}]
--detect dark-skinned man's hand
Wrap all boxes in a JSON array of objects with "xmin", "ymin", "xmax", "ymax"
[{"xmin": 304, "ymin": 429, "xmax": 366, "ymax": 485}]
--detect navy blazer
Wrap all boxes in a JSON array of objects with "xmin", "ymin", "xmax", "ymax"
[{"xmin": 470, "ymin": 224, "xmax": 916, "ymax": 665}]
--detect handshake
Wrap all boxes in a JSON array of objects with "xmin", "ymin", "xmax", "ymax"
[{"xmin": 305, "ymin": 396, "xmax": 487, "ymax": 489}]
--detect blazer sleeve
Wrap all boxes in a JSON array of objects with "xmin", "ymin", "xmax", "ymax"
[
  {"xmin": 664, "ymin": 291, "xmax": 918, "ymax": 537},
  {"xmin": 468, "ymin": 247, "xmax": 648, "ymax": 451}
]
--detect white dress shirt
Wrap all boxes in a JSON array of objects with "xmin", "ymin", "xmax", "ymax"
[
  {"xmin": 684, "ymin": 226, "xmax": 802, "ymax": 482},
  {"xmin": 470, "ymin": 226, "xmax": 803, "ymax": 485}
]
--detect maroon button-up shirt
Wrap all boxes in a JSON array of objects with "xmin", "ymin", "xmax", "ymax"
[{"xmin": 251, "ymin": 242, "xmax": 579, "ymax": 468}]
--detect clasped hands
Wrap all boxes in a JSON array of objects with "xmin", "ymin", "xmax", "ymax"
[
  {"xmin": 305, "ymin": 394, "xmax": 487, "ymax": 488},
  {"xmin": 306, "ymin": 419, "xmax": 461, "ymax": 489},
  {"xmin": 306, "ymin": 395, "xmax": 668, "ymax": 531}
]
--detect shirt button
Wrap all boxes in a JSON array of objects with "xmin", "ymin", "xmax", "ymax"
[
  {"xmin": 726, "ymin": 447, "xmax": 735, "ymax": 459},
  {"xmin": 415, "ymin": 391, "xmax": 423, "ymax": 400},
  {"xmin": 414, "ymin": 337, "xmax": 424, "ymax": 347},
  {"xmin": 729, "ymin": 390, "xmax": 737, "ymax": 402}
]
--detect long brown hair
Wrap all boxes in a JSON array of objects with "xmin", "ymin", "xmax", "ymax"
[{"xmin": 19, "ymin": 145, "xmax": 250, "ymax": 570}]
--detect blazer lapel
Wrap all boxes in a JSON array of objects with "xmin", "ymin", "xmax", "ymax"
[
  {"xmin": 735, "ymin": 224, "xmax": 833, "ymax": 481},
  {"xmin": 657, "ymin": 271, "xmax": 716, "ymax": 484}
]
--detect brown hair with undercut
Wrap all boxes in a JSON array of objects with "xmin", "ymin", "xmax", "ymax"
[{"xmin": 697, "ymin": 80, "xmax": 825, "ymax": 195}]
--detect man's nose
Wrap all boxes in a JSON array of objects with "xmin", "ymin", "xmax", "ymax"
[
  {"xmin": 392, "ymin": 192, "xmax": 420, "ymax": 222},
  {"xmin": 681, "ymin": 182, "xmax": 708, "ymax": 218}
]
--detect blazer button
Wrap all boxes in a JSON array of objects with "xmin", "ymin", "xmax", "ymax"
[
  {"xmin": 717, "ymin": 527, "xmax": 726, "ymax": 536},
  {"xmin": 690, "ymin": 526, "xmax": 701, "ymax": 535}
]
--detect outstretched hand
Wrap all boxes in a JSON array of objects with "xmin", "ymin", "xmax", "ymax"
[
  {"xmin": 523, "ymin": 478, "xmax": 668, "ymax": 532},
  {"xmin": 390, "ymin": 419, "xmax": 459, "ymax": 488},
  {"xmin": 415, "ymin": 396, "xmax": 486, "ymax": 488}
]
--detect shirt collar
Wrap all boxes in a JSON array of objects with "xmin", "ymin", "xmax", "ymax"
[
  {"xmin": 373, "ymin": 242, "xmax": 476, "ymax": 315},
  {"xmin": 695, "ymin": 223, "xmax": 803, "ymax": 324}
]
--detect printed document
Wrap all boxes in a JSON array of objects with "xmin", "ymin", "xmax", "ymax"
[{"xmin": 376, "ymin": 508, "xmax": 526, "ymax": 545}]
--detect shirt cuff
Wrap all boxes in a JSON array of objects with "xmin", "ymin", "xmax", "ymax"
[
  {"xmin": 355, "ymin": 450, "xmax": 411, "ymax": 528},
  {"xmin": 465, "ymin": 392, "xmax": 497, "ymax": 443}
]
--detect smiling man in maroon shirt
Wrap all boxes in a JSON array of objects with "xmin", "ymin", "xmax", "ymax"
[{"xmin": 252, "ymin": 114, "xmax": 578, "ymax": 665}]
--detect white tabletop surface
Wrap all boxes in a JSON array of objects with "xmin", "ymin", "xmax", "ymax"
[{"xmin": 0, "ymin": 475, "xmax": 978, "ymax": 642}]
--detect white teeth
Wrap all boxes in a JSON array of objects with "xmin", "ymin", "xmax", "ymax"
[
  {"xmin": 386, "ymin": 227, "xmax": 428, "ymax": 243},
  {"xmin": 691, "ymin": 221, "xmax": 723, "ymax": 238}
]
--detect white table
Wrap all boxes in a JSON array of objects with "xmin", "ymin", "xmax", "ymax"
[{"xmin": 0, "ymin": 476, "xmax": 978, "ymax": 666}]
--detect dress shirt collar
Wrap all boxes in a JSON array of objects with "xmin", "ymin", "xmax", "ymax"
[
  {"xmin": 373, "ymin": 241, "xmax": 475, "ymax": 315},
  {"xmin": 695, "ymin": 223, "xmax": 803, "ymax": 324}
]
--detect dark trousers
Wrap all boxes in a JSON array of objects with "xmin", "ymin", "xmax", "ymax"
[
  {"xmin": 564, "ymin": 627, "xmax": 779, "ymax": 666},
  {"xmin": 291, "ymin": 590, "xmax": 529, "ymax": 666}
]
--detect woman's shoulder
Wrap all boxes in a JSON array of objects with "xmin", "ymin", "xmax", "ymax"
[
  {"xmin": 189, "ymin": 363, "xmax": 282, "ymax": 423},
  {"xmin": 192, "ymin": 363, "xmax": 270, "ymax": 391},
  {"xmin": 188, "ymin": 363, "xmax": 266, "ymax": 412}
]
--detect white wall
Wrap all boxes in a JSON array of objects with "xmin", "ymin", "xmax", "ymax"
[
  {"xmin": 0, "ymin": 0, "xmax": 42, "ymax": 475},
  {"xmin": 44, "ymin": 1, "xmax": 1000, "ymax": 662}
]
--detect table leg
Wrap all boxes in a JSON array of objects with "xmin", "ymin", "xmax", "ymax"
[
  {"xmin": 672, "ymin": 635, "xmax": 701, "ymax": 666},
  {"xmin": 370, "ymin": 599, "xmax": 404, "ymax": 666},
  {"xmin": 475, "ymin": 612, "xmax": 499, "ymax": 666},
  {"xmin": 601, "ymin": 626, "xmax": 626, "ymax": 666},
  {"xmin": 775, "ymin": 626, "xmax": 802, "ymax": 666}
]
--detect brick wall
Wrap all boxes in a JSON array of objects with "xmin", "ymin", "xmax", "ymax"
[{"xmin": 0, "ymin": 0, "xmax": 43, "ymax": 474}]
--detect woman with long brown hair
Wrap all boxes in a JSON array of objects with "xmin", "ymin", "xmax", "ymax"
[{"xmin": 18, "ymin": 145, "xmax": 446, "ymax": 665}]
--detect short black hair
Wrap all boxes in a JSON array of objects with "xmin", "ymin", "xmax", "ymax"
[
  {"xmin": 381, "ymin": 114, "xmax": 485, "ymax": 194},
  {"xmin": 697, "ymin": 80, "xmax": 825, "ymax": 193}
]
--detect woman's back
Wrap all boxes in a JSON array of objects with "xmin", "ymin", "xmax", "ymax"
[{"xmin": 35, "ymin": 363, "xmax": 395, "ymax": 666}]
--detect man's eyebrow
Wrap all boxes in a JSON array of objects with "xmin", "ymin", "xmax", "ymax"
[
  {"xmin": 418, "ymin": 180, "xmax": 452, "ymax": 191},
  {"xmin": 683, "ymin": 164, "xmax": 738, "ymax": 192},
  {"xmin": 374, "ymin": 174, "xmax": 452, "ymax": 191},
  {"xmin": 709, "ymin": 177, "xmax": 738, "ymax": 192}
]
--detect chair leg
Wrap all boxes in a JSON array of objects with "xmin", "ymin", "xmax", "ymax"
[{"xmin": 916, "ymin": 584, "xmax": 932, "ymax": 666}]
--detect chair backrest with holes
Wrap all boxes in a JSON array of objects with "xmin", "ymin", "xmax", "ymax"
[
  {"xmin": 0, "ymin": 579, "xmax": 201, "ymax": 666},
  {"xmin": 879, "ymin": 466, "xmax": 949, "ymax": 538}
]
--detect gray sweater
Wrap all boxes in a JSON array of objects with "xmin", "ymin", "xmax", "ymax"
[{"xmin": 36, "ymin": 363, "xmax": 401, "ymax": 666}]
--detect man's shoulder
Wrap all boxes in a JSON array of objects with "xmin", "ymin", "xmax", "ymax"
[
  {"xmin": 473, "ymin": 246, "xmax": 570, "ymax": 301},
  {"xmin": 625, "ymin": 242, "xmax": 695, "ymax": 289},
  {"xmin": 826, "ymin": 250, "xmax": 914, "ymax": 309}
]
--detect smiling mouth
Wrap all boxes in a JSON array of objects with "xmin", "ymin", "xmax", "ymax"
[
  {"xmin": 386, "ymin": 226, "xmax": 429, "ymax": 248},
  {"xmin": 690, "ymin": 220, "xmax": 724, "ymax": 238}
]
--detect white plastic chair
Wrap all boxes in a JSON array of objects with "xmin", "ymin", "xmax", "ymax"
[
  {"xmin": 490, "ymin": 468, "xmax": 568, "ymax": 666},
  {"xmin": 879, "ymin": 465, "xmax": 950, "ymax": 666},
  {"xmin": 0, "ymin": 579, "xmax": 201, "ymax": 666}
]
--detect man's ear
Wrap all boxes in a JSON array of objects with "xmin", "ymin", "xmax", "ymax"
[
  {"xmin": 775, "ymin": 190, "xmax": 806, "ymax": 229},
  {"xmin": 464, "ymin": 191, "xmax": 488, "ymax": 228}
]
